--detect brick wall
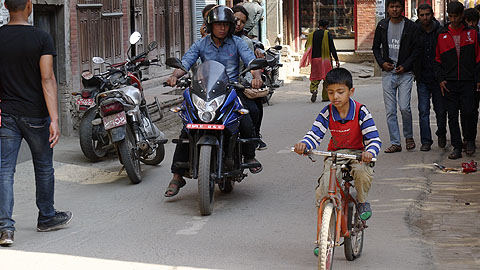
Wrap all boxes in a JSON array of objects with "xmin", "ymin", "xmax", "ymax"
[{"xmin": 356, "ymin": 0, "xmax": 376, "ymax": 51}]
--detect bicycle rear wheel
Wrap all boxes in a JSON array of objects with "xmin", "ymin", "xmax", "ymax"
[
  {"xmin": 318, "ymin": 203, "xmax": 336, "ymax": 270},
  {"xmin": 344, "ymin": 202, "xmax": 364, "ymax": 260}
]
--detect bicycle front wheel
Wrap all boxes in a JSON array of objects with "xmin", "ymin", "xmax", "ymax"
[{"xmin": 318, "ymin": 203, "xmax": 336, "ymax": 270}]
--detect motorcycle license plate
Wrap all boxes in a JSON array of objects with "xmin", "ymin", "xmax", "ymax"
[
  {"xmin": 103, "ymin": 111, "xmax": 127, "ymax": 130},
  {"xmin": 76, "ymin": 98, "xmax": 94, "ymax": 106},
  {"xmin": 186, "ymin": 124, "xmax": 224, "ymax": 130}
]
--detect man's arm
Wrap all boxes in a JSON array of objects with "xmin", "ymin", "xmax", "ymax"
[
  {"xmin": 399, "ymin": 23, "xmax": 420, "ymax": 72},
  {"xmin": 372, "ymin": 24, "xmax": 385, "ymax": 69},
  {"xmin": 39, "ymin": 54, "xmax": 60, "ymax": 148},
  {"xmin": 300, "ymin": 106, "xmax": 330, "ymax": 150}
]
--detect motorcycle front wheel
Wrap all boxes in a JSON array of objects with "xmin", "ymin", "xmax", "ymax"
[
  {"xmin": 140, "ymin": 144, "xmax": 165, "ymax": 165},
  {"xmin": 79, "ymin": 107, "xmax": 108, "ymax": 161},
  {"xmin": 117, "ymin": 126, "xmax": 142, "ymax": 184},
  {"xmin": 198, "ymin": 145, "xmax": 215, "ymax": 216}
]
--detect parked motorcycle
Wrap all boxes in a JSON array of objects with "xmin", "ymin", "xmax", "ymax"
[
  {"xmin": 93, "ymin": 32, "xmax": 167, "ymax": 184},
  {"xmin": 72, "ymin": 69, "xmax": 124, "ymax": 161},
  {"xmin": 165, "ymin": 57, "xmax": 267, "ymax": 216}
]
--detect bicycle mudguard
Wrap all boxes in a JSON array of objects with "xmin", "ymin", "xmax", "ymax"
[{"xmin": 109, "ymin": 125, "xmax": 126, "ymax": 142}]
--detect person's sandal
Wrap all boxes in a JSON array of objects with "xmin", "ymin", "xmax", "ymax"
[
  {"xmin": 448, "ymin": 149, "xmax": 462, "ymax": 160},
  {"xmin": 405, "ymin": 138, "xmax": 416, "ymax": 150},
  {"xmin": 164, "ymin": 178, "xmax": 186, "ymax": 197},
  {"xmin": 384, "ymin": 144, "xmax": 402, "ymax": 153},
  {"xmin": 245, "ymin": 158, "xmax": 263, "ymax": 174}
]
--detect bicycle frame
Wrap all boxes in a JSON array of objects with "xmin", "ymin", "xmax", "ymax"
[{"xmin": 316, "ymin": 154, "xmax": 359, "ymax": 247}]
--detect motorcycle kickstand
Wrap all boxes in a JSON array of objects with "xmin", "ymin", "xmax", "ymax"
[{"xmin": 118, "ymin": 166, "xmax": 125, "ymax": 176}]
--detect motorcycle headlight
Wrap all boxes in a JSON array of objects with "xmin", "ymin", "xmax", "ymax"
[{"xmin": 192, "ymin": 94, "xmax": 226, "ymax": 123}]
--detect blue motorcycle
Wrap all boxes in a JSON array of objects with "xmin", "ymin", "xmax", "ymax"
[{"xmin": 165, "ymin": 58, "xmax": 267, "ymax": 215}]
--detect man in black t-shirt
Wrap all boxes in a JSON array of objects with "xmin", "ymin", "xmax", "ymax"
[{"xmin": 0, "ymin": 0, "xmax": 72, "ymax": 247}]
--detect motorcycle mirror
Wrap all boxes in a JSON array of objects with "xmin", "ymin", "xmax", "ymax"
[
  {"xmin": 272, "ymin": 45, "xmax": 283, "ymax": 50},
  {"xmin": 129, "ymin": 31, "xmax": 142, "ymax": 45},
  {"xmin": 92, "ymin": 57, "xmax": 105, "ymax": 64},
  {"xmin": 148, "ymin": 41, "xmax": 158, "ymax": 51},
  {"xmin": 165, "ymin": 57, "xmax": 188, "ymax": 72}
]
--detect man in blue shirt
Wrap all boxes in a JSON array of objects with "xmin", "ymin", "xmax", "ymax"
[{"xmin": 165, "ymin": 6, "xmax": 263, "ymax": 197}]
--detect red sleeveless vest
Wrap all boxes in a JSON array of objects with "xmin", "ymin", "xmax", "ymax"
[{"xmin": 327, "ymin": 100, "xmax": 364, "ymax": 152}]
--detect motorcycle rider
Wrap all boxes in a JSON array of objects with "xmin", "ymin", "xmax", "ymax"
[
  {"xmin": 164, "ymin": 5, "xmax": 263, "ymax": 197},
  {"xmin": 232, "ymin": 4, "xmax": 268, "ymax": 150}
]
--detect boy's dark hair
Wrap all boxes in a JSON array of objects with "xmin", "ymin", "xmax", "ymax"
[
  {"xmin": 417, "ymin": 3, "xmax": 433, "ymax": 14},
  {"xmin": 5, "ymin": 0, "xmax": 28, "ymax": 12},
  {"xmin": 447, "ymin": 1, "xmax": 464, "ymax": 15},
  {"xmin": 386, "ymin": 0, "xmax": 404, "ymax": 8},
  {"xmin": 318, "ymin": 19, "xmax": 329, "ymax": 28},
  {"xmin": 202, "ymin": 4, "xmax": 216, "ymax": 19},
  {"xmin": 232, "ymin": 5, "xmax": 249, "ymax": 21},
  {"xmin": 463, "ymin": 8, "xmax": 479, "ymax": 23},
  {"xmin": 475, "ymin": 4, "xmax": 480, "ymax": 12},
  {"xmin": 233, "ymin": 0, "xmax": 244, "ymax": 5},
  {"xmin": 324, "ymin": 68, "xmax": 353, "ymax": 89}
]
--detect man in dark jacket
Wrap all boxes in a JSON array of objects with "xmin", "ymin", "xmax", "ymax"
[
  {"xmin": 372, "ymin": 0, "xmax": 420, "ymax": 153},
  {"xmin": 434, "ymin": 1, "xmax": 480, "ymax": 159},
  {"xmin": 413, "ymin": 4, "xmax": 446, "ymax": 151}
]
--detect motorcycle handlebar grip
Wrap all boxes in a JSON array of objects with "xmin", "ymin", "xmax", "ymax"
[{"xmin": 151, "ymin": 59, "xmax": 159, "ymax": 63}]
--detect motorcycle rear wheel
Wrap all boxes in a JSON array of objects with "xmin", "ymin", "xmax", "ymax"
[
  {"xmin": 117, "ymin": 126, "xmax": 142, "ymax": 184},
  {"xmin": 198, "ymin": 145, "xmax": 214, "ymax": 216},
  {"xmin": 140, "ymin": 144, "xmax": 165, "ymax": 165},
  {"xmin": 79, "ymin": 107, "xmax": 108, "ymax": 161}
]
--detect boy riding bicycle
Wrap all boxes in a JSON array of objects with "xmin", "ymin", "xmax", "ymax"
[{"xmin": 294, "ymin": 68, "xmax": 382, "ymax": 221}]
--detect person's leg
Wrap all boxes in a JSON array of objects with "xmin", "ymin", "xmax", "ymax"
[
  {"xmin": 239, "ymin": 114, "xmax": 262, "ymax": 173},
  {"xmin": 315, "ymin": 158, "xmax": 342, "ymax": 202},
  {"xmin": 310, "ymin": 80, "xmax": 320, "ymax": 93},
  {"xmin": 416, "ymin": 82, "xmax": 433, "ymax": 146},
  {"xmin": 458, "ymin": 82, "xmax": 477, "ymax": 154},
  {"xmin": 254, "ymin": 97, "xmax": 263, "ymax": 136},
  {"xmin": 444, "ymin": 82, "xmax": 463, "ymax": 152},
  {"xmin": 321, "ymin": 80, "xmax": 328, "ymax": 101},
  {"xmin": 350, "ymin": 161, "xmax": 374, "ymax": 203},
  {"xmin": 0, "ymin": 114, "xmax": 23, "ymax": 232},
  {"xmin": 382, "ymin": 73, "xmax": 401, "ymax": 146},
  {"xmin": 397, "ymin": 73, "xmax": 414, "ymax": 144},
  {"xmin": 165, "ymin": 129, "xmax": 190, "ymax": 197},
  {"xmin": 431, "ymin": 83, "xmax": 448, "ymax": 146},
  {"xmin": 18, "ymin": 116, "xmax": 56, "ymax": 222}
]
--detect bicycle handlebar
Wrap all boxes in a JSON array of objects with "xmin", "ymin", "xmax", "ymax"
[{"xmin": 290, "ymin": 148, "xmax": 377, "ymax": 162}]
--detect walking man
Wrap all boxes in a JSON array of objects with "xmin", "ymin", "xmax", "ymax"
[
  {"xmin": 372, "ymin": 0, "xmax": 419, "ymax": 153},
  {"xmin": 414, "ymin": 4, "xmax": 447, "ymax": 151},
  {"xmin": 434, "ymin": 1, "xmax": 480, "ymax": 159},
  {"xmin": 0, "ymin": 0, "xmax": 72, "ymax": 247}
]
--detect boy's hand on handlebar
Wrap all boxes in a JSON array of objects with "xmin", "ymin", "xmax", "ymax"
[
  {"xmin": 294, "ymin": 142, "xmax": 308, "ymax": 155},
  {"xmin": 361, "ymin": 151, "xmax": 373, "ymax": 163},
  {"xmin": 166, "ymin": 75, "xmax": 178, "ymax": 87}
]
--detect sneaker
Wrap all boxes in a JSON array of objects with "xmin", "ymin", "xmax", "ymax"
[
  {"xmin": 448, "ymin": 149, "xmax": 462, "ymax": 160},
  {"xmin": 420, "ymin": 144, "xmax": 431, "ymax": 151},
  {"xmin": 257, "ymin": 140, "xmax": 268, "ymax": 150},
  {"xmin": 37, "ymin": 211, "xmax": 73, "ymax": 232},
  {"xmin": 438, "ymin": 135, "xmax": 446, "ymax": 148},
  {"xmin": 358, "ymin": 202, "xmax": 372, "ymax": 221},
  {"xmin": 311, "ymin": 91, "xmax": 317, "ymax": 103},
  {"xmin": 314, "ymin": 246, "xmax": 319, "ymax": 257},
  {"xmin": 0, "ymin": 230, "xmax": 14, "ymax": 247}
]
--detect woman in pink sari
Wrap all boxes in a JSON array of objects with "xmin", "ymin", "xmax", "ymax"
[{"xmin": 302, "ymin": 20, "xmax": 340, "ymax": 102}]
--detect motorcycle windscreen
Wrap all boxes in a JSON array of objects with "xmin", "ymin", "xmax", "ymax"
[{"xmin": 191, "ymin": 60, "xmax": 229, "ymax": 102}]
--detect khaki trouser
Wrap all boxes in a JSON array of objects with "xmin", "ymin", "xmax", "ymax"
[
  {"xmin": 310, "ymin": 80, "xmax": 328, "ymax": 101},
  {"xmin": 315, "ymin": 149, "xmax": 374, "ymax": 204}
]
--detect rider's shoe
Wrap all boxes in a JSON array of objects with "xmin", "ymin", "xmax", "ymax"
[{"xmin": 358, "ymin": 202, "xmax": 372, "ymax": 221}]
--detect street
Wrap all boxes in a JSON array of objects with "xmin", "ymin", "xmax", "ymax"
[{"xmin": 1, "ymin": 66, "xmax": 479, "ymax": 269}]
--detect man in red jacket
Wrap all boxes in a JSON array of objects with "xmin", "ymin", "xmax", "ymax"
[{"xmin": 434, "ymin": 1, "xmax": 480, "ymax": 159}]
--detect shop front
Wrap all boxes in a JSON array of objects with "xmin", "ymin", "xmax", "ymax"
[{"xmin": 299, "ymin": 0, "xmax": 356, "ymax": 51}]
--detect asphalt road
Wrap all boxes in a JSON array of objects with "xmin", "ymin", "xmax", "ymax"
[{"xmin": 1, "ymin": 76, "xmax": 436, "ymax": 269}]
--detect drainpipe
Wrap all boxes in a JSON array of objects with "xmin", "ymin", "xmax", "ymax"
[{"xmin": 191, "ymin": 0, "xmax": 197, "ymax": 43}]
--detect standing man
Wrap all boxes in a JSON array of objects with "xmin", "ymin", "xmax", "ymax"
[
  {"xmin": 242, "ymin": 0, "xmax": 263, "ymax": 39},
  {"xmin": 414, "ymin": 4, "xmax": 447, "ymax": 151},
  {"xmin": 0, "ymin": 0, "xmax": 72, "ymax": 247},
  {"xmin": 372, "ymin": 0, "xmax": 419, "ymax": 153},
  {"xmin": 434, "ymin": 1, "xmax": 480, "ymax": 159}
]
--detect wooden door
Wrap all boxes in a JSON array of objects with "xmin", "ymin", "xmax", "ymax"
[
  {"xmin": 78, "ymin": 2, "xmax": 103, "ymax": 73},
  {"xmin": 154, "ymin": 0, "xmax": 167, "ymax": 63},
  {"xmin": 133, "ymin": 0, "xmax": 148, "ymax": 54},
  {"xmin": 166, "ymin": 0, "xmax": 182, "ymax": 58}
]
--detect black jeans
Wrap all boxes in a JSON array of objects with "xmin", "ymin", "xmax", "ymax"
[
  {"xmin": 461, "ymin": 90, "xmax": 480, "ymax": 143},
  {"xmin": 238, "ymin": 92, "xmax": 264, "ymax": 137},
  {"xmin": 444, "ymin": 81, "xmax": 477, "ymax": 150},
  {"xmin": 171, "ymin": 115, "xmax": 257, "ymax": 176}
]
